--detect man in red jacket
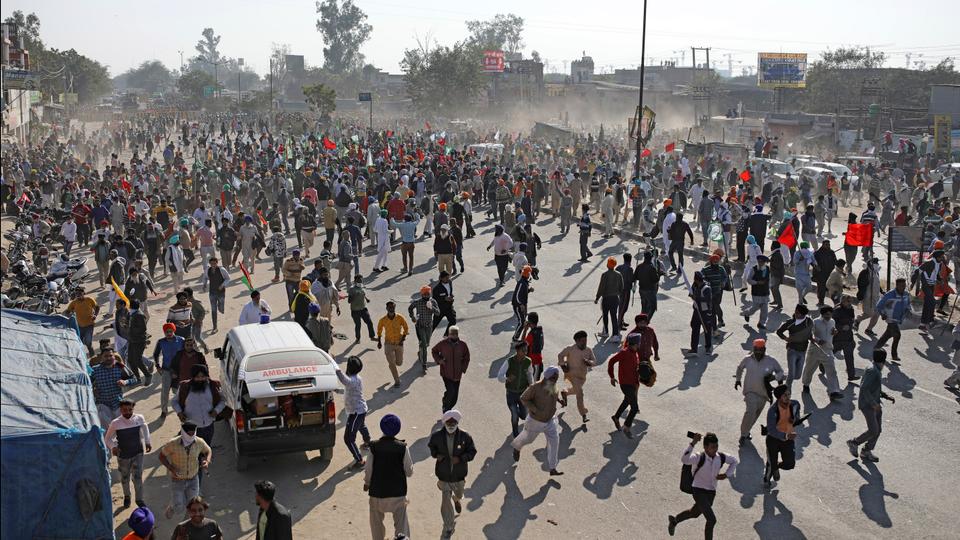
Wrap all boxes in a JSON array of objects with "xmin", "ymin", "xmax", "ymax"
[
  {"xmin": 608, "ymin": 334, "xmax": 642, "ymax": 438},
  {"xmin": 432, "ymin": 326, "xmax": 471, "ymax": 413}
]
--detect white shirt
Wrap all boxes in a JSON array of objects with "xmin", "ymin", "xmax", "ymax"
[
  {"xmin": 681, "ymin": 444, "xmax": 738, "ymax": 491},
  {"xmin": 239, "ymin": 299, "xmax": 271, "ymax": 325},
  {"xmin": 812, "ymin": 317, "xmax": 835, "ymax": 347},
  {"xmin": 61, "ymin": 221, "xmax": 77, "ymax": 242},
  {"xmin": 661, "ymin": 211, "xmax": 677, "ymax": 239}
]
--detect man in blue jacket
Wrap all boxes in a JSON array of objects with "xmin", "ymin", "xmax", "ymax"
[
  {"xmin": 874, "ymin": 278, "xmax": 911, "ymax": 362},
  {"xmin": 847, "ymin": 350, "xmax": 894, "ymax": 463}
]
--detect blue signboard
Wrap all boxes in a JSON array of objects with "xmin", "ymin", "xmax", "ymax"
[{"xmin": 757, "ymin": 53, "xmax": 807, "ymax": 89}]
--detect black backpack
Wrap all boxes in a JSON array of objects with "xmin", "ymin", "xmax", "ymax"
[{"xmin": 680, "ymin": 451, "xmax": 726, "ymax": 494}]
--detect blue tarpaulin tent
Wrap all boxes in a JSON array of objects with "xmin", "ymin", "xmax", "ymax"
[{"xmin": 1, "ymin": 309, "xmax": 114, "ymax": 539}]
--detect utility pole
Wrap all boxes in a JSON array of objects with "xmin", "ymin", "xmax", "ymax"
[
  {"xmin": 691, "ymin": 46, "xmax": 712, "ymax": 123},
  {"xmin": 633, "ymin": 0, "xmax": 649, "ymax": 179},
  {"xmin": 237, "ymin": 58, "xmax": 244, "ymax": 108},
  {"xmin": 178, "ymin": 50, "xmax": 184, "ymax": 73},
  {"xmin": 269, "ymin": 57, "xmax": 274, "ymax": 111}
]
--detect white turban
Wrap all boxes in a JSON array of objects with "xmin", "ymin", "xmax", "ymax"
[{"xmin": 441, "ymin": 410, "xmax": 462, "ymax": 424}]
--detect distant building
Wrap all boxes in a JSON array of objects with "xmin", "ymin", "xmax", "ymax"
[
  {"xmin": 571, "ymin": 53, "xmax": 594, "ymax": 83},
  {"xmin": 492, "ymin": 58, "xmax": 544, "ymax": 105}
]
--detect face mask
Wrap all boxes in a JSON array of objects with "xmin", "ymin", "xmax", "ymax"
[
  {"xmin": 445, "ymin": 424, "xmax": 458, "ymax": 434},
  {"xmin": 181, "ymin": 432, "xmax": 196, "ymax": 446},
  {"xmin": 190, "ymin": 380, "xmax": 207, "ymax": 392}
]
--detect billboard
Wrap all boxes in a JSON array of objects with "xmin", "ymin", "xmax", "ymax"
[
  {"xmin": 757, "ymin": 53, "xmax": 807, "ymax": 89},
  {"xmin": 483, "ymin": 50, "xmax": 504, "ymax": 73},
  {"xmin": 285, "ymin": 54, "xmax": 305, "ymax": 75},
  {"xmin": 934, "ymin": 115, "xmax": 952, "ymax": 156}
]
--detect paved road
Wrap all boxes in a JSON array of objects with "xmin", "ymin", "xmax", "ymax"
[{"xmin": 80, "ymin": 203, "xmax": 960, "ymax": 540}]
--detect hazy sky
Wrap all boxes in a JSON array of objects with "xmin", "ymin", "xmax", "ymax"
[{"xmin": 4, "ymin": 0, "xmax": 959, "ymax": 77}]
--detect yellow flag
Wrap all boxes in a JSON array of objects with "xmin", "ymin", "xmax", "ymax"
[{"xmin": 111, "ymin": 277, "xmax": 130, "ymax": 308}]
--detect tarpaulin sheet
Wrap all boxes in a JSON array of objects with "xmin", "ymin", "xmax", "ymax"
[{"xmin": 1, "ymin": 309, "xmax": 114, "ymax": 539}]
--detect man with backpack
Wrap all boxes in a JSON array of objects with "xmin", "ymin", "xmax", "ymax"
[{"xmin": 669, "ymin": 432, "xmax": 738, "ymax": 538}]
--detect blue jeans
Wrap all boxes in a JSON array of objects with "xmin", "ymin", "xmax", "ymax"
[
  {"xmin": 344, "ymin": 412, "xmax": 371, "ymax": 462},
  {"xmin": 208, "ymin": 292, "xmax": 225, "ymax": 328},
  {"xmin": 506, "ymin": 390, "xmax": 527, "ymax": 437},
  {"xmin": 79, "ymin": 324, "xmax": 94, "ymax": 352},
  {"xmin": 170, "ymin": 475, "xmax": 200, "ymax": 516},
  {"xmin": 786, "ymin": 349, "xmax": 806, "ymax": 384}
]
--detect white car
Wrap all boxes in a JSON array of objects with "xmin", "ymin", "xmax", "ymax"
[{"xmin": 811, "ymin": 161, "xmax": 856, "ymax": 180}]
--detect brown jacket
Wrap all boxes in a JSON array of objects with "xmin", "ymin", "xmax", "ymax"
[
  {"xmin": 520, "ymin": 380, "xmax": 559, "ymax": 423},
  {"xmin": 432, "ymin": 338, "xmax": 470, "ymax": 382}
]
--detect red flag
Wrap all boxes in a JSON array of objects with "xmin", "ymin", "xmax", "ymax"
[
  {"xmin": 777, "ymin": 222, "xmax": 797, "ymax": 249},
  {"xmin": 416, "ymin": 148, "xmax": 425, "ymax": 162},
  {"xmin": 16, "ymin": 192, "xmax": 30, "ymax": 205},
  {"xmin": 257, "ymin": 210, "xmax": 268, "ymax": 226},
  {"xmin": 425, "ymin": 121, "xmax": 431, "ymax": 131},
  {"xmin": 322, "ymin": 137, "xmax": 337, "ymax": 150},
  {"xmin": 845, "ymin": 223, "xmax": 874, "ymax": 247},
  {"xmin": 398, "ymin": 144, "xmax": 405, "ymax": 161},
  {"xmin": 640, "ymin": 148, "xmax": 652, "ymax": 158},
  {"xmin": 437, "ymin": 137, "xmax": 446, "ymax": 147},
  {"xmin": 386, "ymin": 130, "xmax": 394, "ymax": 138},
  {"xmin": 120, "ymin": 178, "xmax": 131, "ymax": 192},
  {"xmin": 664, "ymin": 142, "xmax": 676, "ymax": 153},
  {"xmin": 739, "ymin": 170, "xmax": 751, "ymax": 182}
]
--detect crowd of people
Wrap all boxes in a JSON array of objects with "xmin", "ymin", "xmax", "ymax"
[{"xmin": 2, "ymin": 110, "xmax": 959, "ymax": 539}]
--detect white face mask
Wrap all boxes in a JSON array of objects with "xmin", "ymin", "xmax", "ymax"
[
  {"xmin": 181, "ymin": 432, "xmax": 196, "ymax": 446},
  {"xmin": 445, "ymin": 424, "xmax": 458, "ymax": 434}
]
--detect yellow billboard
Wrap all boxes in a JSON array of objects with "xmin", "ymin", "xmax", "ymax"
[{"xmin": 933, "ymin": 115, "xmax": 952, "ymax": 156}]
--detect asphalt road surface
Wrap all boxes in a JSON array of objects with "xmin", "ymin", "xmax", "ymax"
[{"xmin": 83, "ymin": 205, "xmax": 960, "ymax": 540}]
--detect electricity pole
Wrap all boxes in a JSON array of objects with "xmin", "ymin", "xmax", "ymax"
[
  {"xmin": 633, "ymin": 0, "xmax": 648, "ymax": 179},
  {"xmin": 269, "ymin": 57, "xmax": 273, "ymax": 110}
]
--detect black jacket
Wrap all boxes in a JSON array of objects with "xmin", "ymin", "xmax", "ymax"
[
  {"xmin": 633, "ymin": 262, "xmax": 662, "ymax": 291},
  {"xmin": 432, "ymin": 281, "xmax": 455, "ymax": 314},
  {"xmin": 428, "ymin": 428, "xmax": 477, "ymax": 482},
  {"xmin": 256, "ymin": 501, "xmax": 293, "ymax": 540},
  {"xmin": 127, "ymin": 311, "xmax": 148, "ymax": 344}
]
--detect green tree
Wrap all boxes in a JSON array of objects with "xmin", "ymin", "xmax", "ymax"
[
  {"xmin": 302, "ymin": 83, "xmax": 337, "ymax": 118},
  {"xmin": 270, "ymin": 43, "xmax": 291, "ymax": 92},
  {"xmin": 3, "ymin": 11, "xmax": 111, "ymax": 104},
  {"xmin": 401, "ymin": 41, "xmax": 486, "ymax": 116},
  {"xmin": 465, "ymin": 14, "xmax": 524, "ymax": 54},
  {"xmin": 178, "ymin": 70, "xmax": 219, "ymax": 104},
  {"xmin": 3, "ymin": 10, "xmax": 41, "ymax": 49},
  {"xmin": 123, "ymin": 60, "xmax": 174, "ymax": 94},
  {"xmin": 315, "ymin": 0, "xmax": 372, "ymax": 74},
  {"xmin": 194, "ymin": 27, "xmax": 222, "ymax": 64}
]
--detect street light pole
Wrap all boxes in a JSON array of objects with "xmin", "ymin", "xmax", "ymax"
[{"xmin": 633, "ymin": 0, "xmax": 648, "ymax": 179}]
